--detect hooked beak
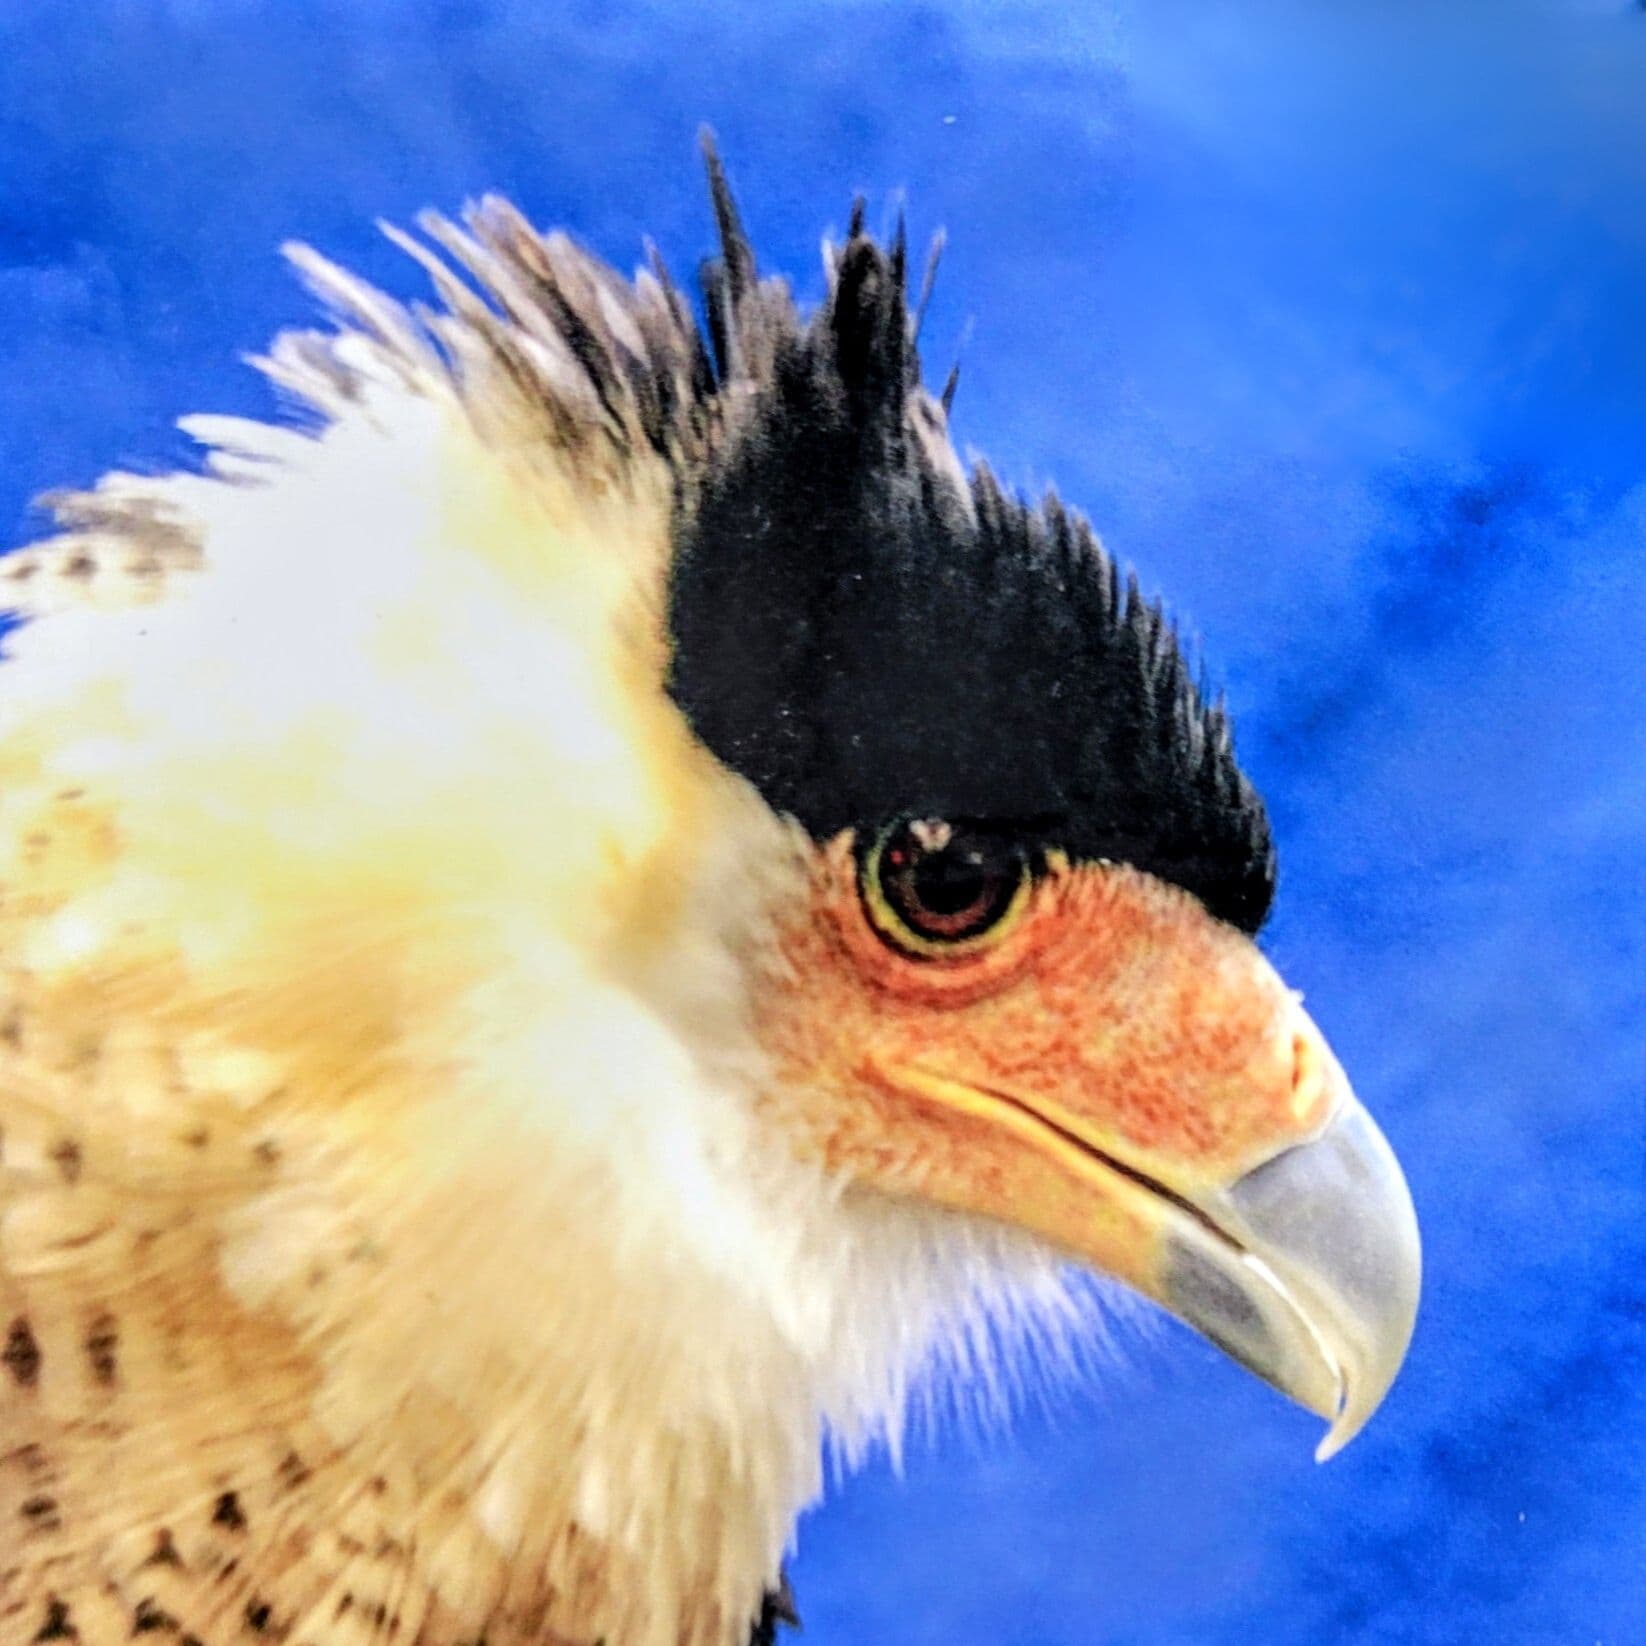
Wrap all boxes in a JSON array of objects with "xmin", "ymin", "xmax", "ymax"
[
  {"xmin": 1159, "ymin": 1083, "xmax": 1420, "ymax": 1459},
  {"xmin": 871, "ymin": 1004, "xmax": 1420, "ymax": 1459}
]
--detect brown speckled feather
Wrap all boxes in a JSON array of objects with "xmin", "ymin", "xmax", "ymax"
[
  {"xmin": 0, "ymin": 141, "xmax": 1077, "ymax": 1646},
  {"xmin": 0, "ymin": 169, "xmax": 807, "ymax": 1646}
]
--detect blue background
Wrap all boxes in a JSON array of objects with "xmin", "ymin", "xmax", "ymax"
[{"xmin": 3, "ymin": 3, "xmax": 1642, "ymax": 1642}]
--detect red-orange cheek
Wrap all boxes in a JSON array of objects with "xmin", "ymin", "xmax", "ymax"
[{"xmin": 752, "ymin": 836, "xmax": 1317, "ymax": 1194}]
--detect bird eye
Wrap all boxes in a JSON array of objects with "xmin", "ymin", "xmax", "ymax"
[{"xmin": 861, "ymin": 818, "xmax": 1032, "ymax": 956}]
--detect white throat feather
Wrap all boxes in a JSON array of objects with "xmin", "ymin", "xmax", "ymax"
[{"xmin": 0, "ymin": 196, "xmax": 1103, "ymax": 1646}]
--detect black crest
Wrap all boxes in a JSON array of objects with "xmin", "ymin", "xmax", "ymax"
[{"xmin": 668, "ymin": 141, "xmax": 1275, "ymax": 933}]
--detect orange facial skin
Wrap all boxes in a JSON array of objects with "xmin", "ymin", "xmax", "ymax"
[{"xmin": 754, "ymin": 833, "xmax": 1343, "ymax": 1294}]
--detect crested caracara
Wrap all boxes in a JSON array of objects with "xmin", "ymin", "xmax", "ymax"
[{"xmin": 0, "ymin": 143, "xmax": 1419, "ymax": 1646}]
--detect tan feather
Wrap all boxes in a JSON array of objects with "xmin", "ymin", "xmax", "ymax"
[{"xmin": 0, "ymin": 195, "xmax": 1092, "ymax": 1646}]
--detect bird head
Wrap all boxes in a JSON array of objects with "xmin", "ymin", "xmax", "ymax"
[
  {"xmin": 665, "ymin": 154, "xmax": 1419, "ymax": 1462},
  {"xmin": 0, "ymin": 142, "xmax": 1418, "ymax": 1646}
]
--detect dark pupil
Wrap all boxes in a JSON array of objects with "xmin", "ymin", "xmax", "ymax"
[
  {"xmin": 911, "ymin": 850, "xmax": 988, "ymax": 916},
  {"xmin": 882, "ymin": 822, "xmax": 1020, "ymax": 941}
]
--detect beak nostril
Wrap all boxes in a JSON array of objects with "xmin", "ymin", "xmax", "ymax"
[
  {"xmin": 1291, "ymin": 1032, "xmax": 1311, "ymax": 1094},
  {"xmin": 1289, "ymin": 1029, "xmax": 1323, "ymax": 1123}
]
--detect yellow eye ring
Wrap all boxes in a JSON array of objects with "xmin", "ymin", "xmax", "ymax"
[{"xmin": 859, "ymin": 818, "xmax": 1034, "ymax": 959}]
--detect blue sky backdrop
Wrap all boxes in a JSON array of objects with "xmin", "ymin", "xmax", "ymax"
[{"xmin": 2, "ymin": 3, "xmax": 1642, "ymax": 1642}]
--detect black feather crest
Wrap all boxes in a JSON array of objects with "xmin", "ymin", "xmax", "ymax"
[{"xmin": 670, "ymin": 138, "xmax": 1275, "ymax": 931}]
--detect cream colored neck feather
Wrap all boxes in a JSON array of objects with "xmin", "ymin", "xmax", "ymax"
[{"xmin": 0, "ymin": 230, "xmax": 1092, "ymax": 1646}]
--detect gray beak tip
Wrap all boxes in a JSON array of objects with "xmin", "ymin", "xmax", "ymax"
[{"xmin": 1166, "ymin": 1095, "xmax": 1421, "ymax": 1460}]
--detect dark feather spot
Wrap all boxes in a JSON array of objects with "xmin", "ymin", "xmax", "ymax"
[
  {"xmin": 276, "ymin": 1451, "xmax": 310, "ymax": 1490},
  {"xmin": 243, "ymin": 1598, "xmax": 272, "ymax": 1632},
  {"xmin": 143, "ymin": 1529, "xmax": 183, "ymax": 1569},
  {"xmin": 4, "ymin": 1441, "xmax": 46, "ymax": 1473},
  {"xmin": 749, "ymin": 1574, "xmax": 801, "ymax": 1645},
  {"xmin": 212, "ymin": 1490, "xmax": 247, "ymax": 1532},
  {"xmin": 4, "ymin": 1318, "xmax": 41, "ymax": 1387},
  {"xmin": 85, "ymin": 1313, "xmax": 118, "ymax": 1385},
  {"xmin": 32, "ymin": 1597, "xmax": 75, "ymax": 1641},
  {"xmin": 49, "ymin": 1139, "xmax": 82, "ymax": 1184},
  {"xmin": 132, "ymin": 1598, "xmax": 177, "ymax": 1634}
]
